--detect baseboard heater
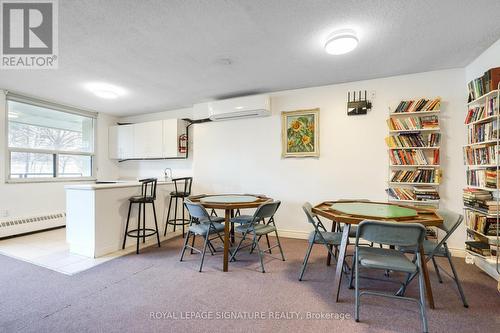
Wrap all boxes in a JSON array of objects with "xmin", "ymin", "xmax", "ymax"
[{"xmin": 0, "ymin": 213, "xmax": 66, "ymax": 239}]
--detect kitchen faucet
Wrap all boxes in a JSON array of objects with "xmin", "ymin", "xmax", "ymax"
[{"xmin": 164, "ymin": 167, "xmax": 172, "ymax": 180}]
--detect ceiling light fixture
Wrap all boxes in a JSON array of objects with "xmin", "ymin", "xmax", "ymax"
[
  {"xmin": 324, "ymin": 29, "xmax": 359, "ymax": 55},
  {"xmin": 84, "ymin": 82, "xmax": 127, "ymax": 99}
]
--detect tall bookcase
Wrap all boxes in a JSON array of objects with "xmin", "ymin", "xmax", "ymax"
[
  {"xmin": 385, "ymin": 98, "xmax": 442, "ymax": 208},
  {"xmin": 463, "ymin": 85, "xmax": 500, "ymax": 282}
]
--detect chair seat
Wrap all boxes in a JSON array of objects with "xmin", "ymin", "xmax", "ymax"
[
  {"xmin": 340, "ymin": 225, "xmax": 357, "ymax": 238},
  {"xmin": 199, "ymin": 216, "xmax": 225, "ymax": 224},
  {"xmin": 129, "ymin": 195, "xmax": 155, "ymax": 203},
  {"xmin": 308, "ymin": 231, "xmax": 342, "ymax": 245},
  {"xmin": 170, "ymin": 191, "xmax": 190, "ymax": 197},
  {"xmin": 189, "ymin": 222, "xmax": 225, "ymax": 235},
  {"xmin": 357, "ymin": 247, "xmax": 417, "ymax": 273},
  {"xmin": 230, "ymin": 215, "xmax": 255, "ymax": 224},
  {"xmin": 398, "ymin": 239, "xmax": 446, "ymax": 256},
  {"xmin": 235, "ymin": 223, "xmax": 276, "ymax": 235}
]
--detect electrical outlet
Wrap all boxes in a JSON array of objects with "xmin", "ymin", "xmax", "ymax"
[
  {"xmin": 370, "ymin": 90, "xmax": 376, "ymax": 100},
  {"xmin": 0, "ymin": 209, "xmax": 9, "ymax": 217}
]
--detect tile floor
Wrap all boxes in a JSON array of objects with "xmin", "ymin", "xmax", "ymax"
[{"xmin": 0, "ymin": 228, "xmax": 181, "ymax": 275}]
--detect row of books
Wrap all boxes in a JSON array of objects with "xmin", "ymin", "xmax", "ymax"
[
  {"xmin": 385, "ymin": 133, "xmax": 440, "ymax": 148},
  {"xmin": 466, "ymin": 169, "xmax": 500, "ymax": 188},
  {"xmin": 466, "ymin": 241, "xmax": 491, "ymax": 257},
  {"xmin": 389, "ymin": 149, "xmax": 439, "ymax": 166},
  {"xmin": 464, "ymin": 96, "xmax": 499, "ymax": 124},
  {"xmin": 465, "ymin": 209, "xmax": 499, "ymax": 236},
  {"xmin": 393, "ymin": 98, "xmax": 441, "ymax": 113},
  {"xmin": 463, "ymin": 145, "xmax": 499, "ymax": 165},
  {"xmin": 467, "ymin": 67, "xmax": 500, "ymax": 102},
  {"xmin": 386, "ymin": 186, "xmax": 440, "ymax": 201},
  {"xmin": 466, "ymin": 120, "xmax": 498, "ymax": 143},
  {"xmin": 390, "ymin": 169, "xmax": 439, "ymax": 184},
  {"xmin": 387, "ymin": 116, "xmax": 439, "ymax": 131}
]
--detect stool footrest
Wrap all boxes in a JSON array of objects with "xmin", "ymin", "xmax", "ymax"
[
  {"xmin": 126, "ymin": 228, "xmax": 158, "ymax": 238},
  {"xmin": 166, "ymin": 219, "xmax": 190, "ymax": 226}
]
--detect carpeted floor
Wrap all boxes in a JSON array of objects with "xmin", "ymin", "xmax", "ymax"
[{"xmin": 0, "ymin": 235, "xmax": 499, "ymax": 333}]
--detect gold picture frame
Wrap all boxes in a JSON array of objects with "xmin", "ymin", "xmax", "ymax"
[{"xmin": 281, "ymin": 108, "xmax": 320, "ymax": 158}]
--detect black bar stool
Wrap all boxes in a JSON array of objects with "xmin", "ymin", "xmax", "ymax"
[
  {"xmin": 122, "ymin": 178, "xmax": 161, "ymax": 254},
  {"xmin": 163, "ymin": 177, "xmax": 192, "ymax": 237}
]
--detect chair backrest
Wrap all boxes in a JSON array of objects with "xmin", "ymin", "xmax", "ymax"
[
  {"xmin": 253, "ymin": 201, "xmax": 281, "ymax": 222},
  {"xmin": 173, "ymin": 177, "xmax": 193, "ymax": 195},
  {"xmin": 356, "ymin": 220, "xmax": 426, "ymax": 250},
  {"xmin": 184, "ymin": 200, "xmax": 210, "ymax": 220},
  {"xmin": 302, "ymin": 202, "xmax": 325, "ymax": 232},
  {"xmin": 437, "ymin": 209, "xmax": 463, "ymax": 234},
  {"xmin": 139, "ymin": 178, "xmax": 157, "ymax": 200}
]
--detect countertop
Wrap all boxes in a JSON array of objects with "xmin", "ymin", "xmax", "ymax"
[{"xmin": 64, "ymin": 180, "xmax": 174, "ymax": 190}]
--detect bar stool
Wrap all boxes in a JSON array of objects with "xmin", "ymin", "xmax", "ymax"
[
  {"xmin": 163, "ymin": 177, "xmax": 193, "ymax": 237},
  {"xmin": 122, "ymin": 178, "xmax": 161, "ymax": 254}
]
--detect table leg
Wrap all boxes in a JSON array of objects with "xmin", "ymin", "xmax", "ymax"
[
  {"xmin": 334, "ymin": 223, "xmax": 350, "ymax": 302},
  {"xmin": 420, "ymin": 245, "xmax": 435, "ymax": 309},
  {"xmin": 223, "ymin": 209, "xmax": 231, "ymax": 272},
  {"xmin": 326, "ymin": 221, "xmax": 336, "ymax": 266}
]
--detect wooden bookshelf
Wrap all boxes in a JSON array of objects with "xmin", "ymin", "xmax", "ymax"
[
  {"xmin": 386, "ymin": 98, "xmax": 441, "ymax": 206},
  {"xmin": 463, "ymin": 77, "xmax": 500, "ymax": 282}
]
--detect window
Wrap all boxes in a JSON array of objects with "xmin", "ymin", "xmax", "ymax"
[{"xmin": 7, "ymin": 97, "xmax": 96, "ymax": 181}]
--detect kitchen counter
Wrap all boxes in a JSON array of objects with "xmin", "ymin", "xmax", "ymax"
[
  {"xmin": 65, "ymin": 179, "xmax": 179, "ymax": 258},
  {"xmin": 64, "ymin": 180, "xmax": 174, "ymax": 190}
]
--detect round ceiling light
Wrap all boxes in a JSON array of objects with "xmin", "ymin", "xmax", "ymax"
[
  {"xmin": 324, "ymin": 29, "xmax": 359, "ymax": 55},
  {"xmin": 84, "ymin": 82, "xmax": 127, "ymax": 99}
]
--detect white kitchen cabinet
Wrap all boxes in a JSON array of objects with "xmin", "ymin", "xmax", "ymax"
[
  {"xmin": 133, "ymin": 121, "xmax": 163, "ymax": 158},
  {"xmin": 108, "ymin": 119, "xmax": 186, "ymax": 160},
  {"xmin": 108, "ymin": 124, "xmax": 134, "ymax": 159}
]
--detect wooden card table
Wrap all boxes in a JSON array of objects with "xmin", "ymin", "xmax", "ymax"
[
  {"xmin": 312, "ymin": 200, "xmax": 443, "ymax": 309},
  {"xmin": 188, "ymin": 194, "xmax": 272, "ymax": 272}
]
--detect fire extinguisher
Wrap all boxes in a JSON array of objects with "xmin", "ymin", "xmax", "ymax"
[{"xmin": 178, "ymin": 134, "xmax": 188, "ymax": 154}]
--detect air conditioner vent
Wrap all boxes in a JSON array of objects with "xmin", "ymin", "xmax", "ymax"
[{"xmin": 0, "ymin": 213, "xmax": 66, "ymax": 238}]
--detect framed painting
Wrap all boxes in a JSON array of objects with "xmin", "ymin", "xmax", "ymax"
[{"xmin": 281, "ymin": 108, "xmax": 320, "ymax": 158}]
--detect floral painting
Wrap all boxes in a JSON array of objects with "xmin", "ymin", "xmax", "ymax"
[{"xmin": 281, "ymin": 108, "xmax": 319, "ymax": 157}]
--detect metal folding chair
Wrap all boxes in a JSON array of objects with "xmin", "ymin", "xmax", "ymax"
[
  {"xmin": 298, "ymin": 202, "xmax": 342, "ymax": 280},
  {"xmin": 398, "ymin": 209, "xmax": 468, "ymax": 307},
  {"xmin": 229, "ymin": 201, "xmax": 285, "ymax": 273},
  {"xmin": 352, "ymin": 220, "xmax": 428, "ymax": 333}
]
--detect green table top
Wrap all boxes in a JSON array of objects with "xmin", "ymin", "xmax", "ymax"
[
  {"xmin": 330, "ymin": 202, "xmax": 418, "ymax": 219},
  {"xmin": 200, "ymin": 195, "xmax": 259, "ymax": 204}
]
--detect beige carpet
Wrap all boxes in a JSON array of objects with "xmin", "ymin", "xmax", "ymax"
[{"xmin": 0, "ymin": 234, "xmax": 499, "ymax": 333}]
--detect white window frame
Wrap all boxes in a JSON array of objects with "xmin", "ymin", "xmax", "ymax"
[{"xmin": 5, "ymin": 93, "xmax": 98, "ymax": 183}]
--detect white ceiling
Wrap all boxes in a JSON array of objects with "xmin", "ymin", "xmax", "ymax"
[{"xmin": 1, "ymin": 0, "xmax": 500, "ymax": 116}]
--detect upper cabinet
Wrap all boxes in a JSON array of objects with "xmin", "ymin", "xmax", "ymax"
[
  {"xmin": 133, "ymin": 121, "xmax": 163, "ymax": 158},
  {"xmin": 108, "ymin": 124, "xmax": 134, "ymax": 159},
  {"xmin": 108, "ymin": 119, "xmax": 186, "ymax": 160}
]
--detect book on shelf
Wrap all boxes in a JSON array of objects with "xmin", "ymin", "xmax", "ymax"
[
  {"xmin": 390, "ymin": 168, "xmax": 439, "ymax": 184},
  {"xmin": 389, "ymin": 149, "xmax": 439, "ymax": 166},
  {"xmin": 465, "ymin": 96, "xmax": 498, "ymax": 124},
  {"xmin": 386, "ymin": 186, "xmax": 439, "ymax": 201},
  {"xmin": 385, "ymin": 133, "xmax": 440, "ymax": 148},
  {"xmin": 468, "ymin": 67, "xmax": 500, "ymax": 102},
  {"xmin": 392, "ymin": 98, "xmax": 441, "ymax": 113},
  {"xmin": 465, "ymin": 208, "xmax": 500, "ymax": 236},
  {"xmin": 466, "ymin": 168, "xmax": 500, "ymax": 188},
  {"xmin": 466, "ymin": 120, "xmax": 498, "ymax": 143},
  {"xmin": 463, "ymin": 145, "xmax": 499, "ymax": 165},
  {"xmin": 465, "ymin": 241, "xmax": 491, "ymax": 257},
  {"xmin": 387, "ymin": 116, "xmax": 439, "ymax": 131}
]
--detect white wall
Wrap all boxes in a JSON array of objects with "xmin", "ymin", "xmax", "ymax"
[
  {"xmin": 0, "ymin": 91, "xmax": 119, "ymax": 218},
  {"xmin": 465, "ymin": 38, "xmax": 500, "ymax": 81},
  {"xmin": 191, "ymin": 69, "xmax": 468, "ymax": 250}
]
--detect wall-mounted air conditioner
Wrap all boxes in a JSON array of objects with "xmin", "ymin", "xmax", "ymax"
[{"xmin": 193, "ymin": 95, "xmax": 271, "ymax": 121}]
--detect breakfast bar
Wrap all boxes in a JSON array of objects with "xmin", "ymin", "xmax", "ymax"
[{"xmin": 65, "ymin": 180, "xmax": 175, "ymax": 258}]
